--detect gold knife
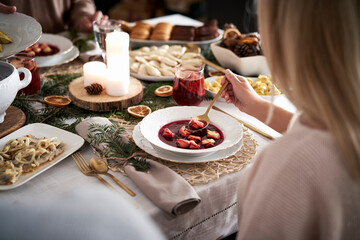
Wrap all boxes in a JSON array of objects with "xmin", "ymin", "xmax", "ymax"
[{"xmin": 212, "ymin": 106, "xmax": 276, "ymax": 140}]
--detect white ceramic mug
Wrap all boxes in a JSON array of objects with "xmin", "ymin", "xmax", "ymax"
[{"xmin": 0, "ymin": 61, "xmax": 32, "ymax": 123}]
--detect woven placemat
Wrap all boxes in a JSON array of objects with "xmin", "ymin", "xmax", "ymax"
[
  {"xmin": 156, "ymin": 127, "xmax": 257, "ymax": 185},
  {"xmin": 104, "ymin": 118, "xmax": 257, "ymax": 185}
]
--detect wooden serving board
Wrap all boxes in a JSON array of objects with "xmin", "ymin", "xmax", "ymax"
[
  {"xmin": 0, "ymin": 106, "xmax": 26, "ymax": 138},
  {"xmin": 69, "ymin": 76, "xmax": 143, "ymax": 112}
]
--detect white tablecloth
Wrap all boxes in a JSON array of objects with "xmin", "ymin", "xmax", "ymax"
[{"xmin": 0, "ymin": 14, "xmax": 296, "ymax": 240}]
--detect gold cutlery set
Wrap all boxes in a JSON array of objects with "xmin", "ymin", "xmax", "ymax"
[{"xmin": 72, "ymin": 152, "xmax": 135, "ymax": 196}]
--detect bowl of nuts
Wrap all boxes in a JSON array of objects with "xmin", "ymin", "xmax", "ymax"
[{"xmin": 210, "ymin": 26, "xmax": 270, "ymax": 76}]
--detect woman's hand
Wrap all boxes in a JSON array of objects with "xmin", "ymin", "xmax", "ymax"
[
  {"xmin": 0, "ymin": 3, "xmax": 16, "ymax": 14},
  {"xmin": 221, "ymin": 69, "xmax": 265, "ymax": 115}
]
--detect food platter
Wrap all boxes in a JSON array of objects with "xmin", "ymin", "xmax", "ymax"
[
  {"xmin": 0, "ymin": 123, "xmax": 84, "ymax": 190},
  {"xmin": 130, "ymin": 30, "xmax": 222, "ymax": 48},
  {"xmin": 133, "ymin": 123, "xmax": 242, "ymax": 163},
  {"xmin": 130, "ymin": 72, "xmax": 173, "ymax": 82},
  {"xmin": 0, "ymin": 13, "xmax": 42, "ymax": 59}
]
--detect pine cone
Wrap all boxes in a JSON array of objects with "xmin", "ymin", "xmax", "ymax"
[
  {"xmin": 85, "ymin": 83, "xmax": 103, "ymax": 95},
  {"xmin": 233, "ymin": 43, "xmax": 261, "ymax": 57}
]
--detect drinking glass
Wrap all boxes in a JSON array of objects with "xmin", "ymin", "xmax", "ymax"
[
  {"xmin": 93, "ymin": 19, "xmax": 122, "ymax": 62},
  {"xmin": 172, "ymin": 64, "xmax": 205, "ymax": 106},
  {"xmin": 8, "ymin": 56, "xmax": 41, "ymax": 95}
]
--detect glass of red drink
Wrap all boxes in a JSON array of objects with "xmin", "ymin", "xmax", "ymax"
[
  {"xmin": 172, "ymin": 64, "xmax": 205, "ymax": 106},
  {"xmin": 8, "ymin": 56, "xmax": 41, "ymax": 95}
]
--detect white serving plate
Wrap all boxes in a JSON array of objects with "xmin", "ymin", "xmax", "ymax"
[
  {"xmin": 0, "ymin": 13, "xmax": 42, "ymax": 59},
  {"xmin": 35, "ymin": 34, "xmax": 74, "ymax": 66},
  {"xmin": 140, "ymin": 106, "xmax": 243, "ymax": 157},
  {"xmin": 0, "ymin": 123, "xmax": 84, "ymax": 190},
  {"xmin": 130, "ymin": 72, "xmax": 173, "ymax": 82},
  {"xmin": 130, "ymin": 30, "xmax": 222, "ymax": 48},
  {"xmin": 210, "ymin": 42, "xmax": 270, "ymax": 76},
  {"xmin": 36, "ymin": 46, "xmax": 79, "ymax": 68},
  {"xmin": 133, "ymin": 123, "xmax": 242, "ymax": 163}
]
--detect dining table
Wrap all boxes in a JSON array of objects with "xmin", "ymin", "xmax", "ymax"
[{"xmin": 0, "ymin": 14, "xmax": 296, "ymax": 240}]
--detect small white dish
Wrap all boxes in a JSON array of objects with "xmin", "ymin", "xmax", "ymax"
[
  {"xmin": 35, "ymin": 34, "xmax": 74, "ymax": 66},
  {"xmin": 0, "ymin": 123, "xmax": 84, "ymax": 190},
  {"xmin": 0, "ymin": 13, "xmax": 42, "ymax": 59},
  {"xmin": 133, "ymin": 123, "xmax": 242, "ymax": 163},
  {"xmin": 246, "ymin": 76, "xmax": 284, "ymax": 101},
  {"xmin": 36, "ymin": 46, "xmax": 79, "ymax": 68},
  {"xmin": 205, "ymin": 76, "xmax": 226, "ymax": 102},
  {"xmin": 130, "ymin": 72, "xmax": 173, "ymax": 82},
  {"xmin": 210, "ymin": 42, "xmax": 270, "ymax": 76},
  {"xmin": 140, "ymin": 106, "xmax": 243, "ymax": 157}
]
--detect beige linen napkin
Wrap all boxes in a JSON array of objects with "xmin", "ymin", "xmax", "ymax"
[
  {"xmin": 124, "ymin": 160, "xmax": 200, "ymax": 216},
  {"xmin": 75, "ymin": 117, "xmax": 201, "ymax": 216}
]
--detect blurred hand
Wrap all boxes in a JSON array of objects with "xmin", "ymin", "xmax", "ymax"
[
  {"xmin": 0, "ymin": 3, "xmax": 16, "ymax": 14},
  {"xmin": 221, "ymin": 69, "xmax": 264, "ymax": 114},
  {"xmin": 76, "ymin": 11, "xmax": 109, "ymax": 33}
]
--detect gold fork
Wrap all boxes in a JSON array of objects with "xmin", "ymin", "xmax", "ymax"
[{"xmin": 72, "ymin": 152, "xmax": 115, "ymax": 190}]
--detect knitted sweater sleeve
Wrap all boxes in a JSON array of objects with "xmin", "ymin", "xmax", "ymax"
[{"xmin": 236, "ymin": 145, "xmax": 323, "ymax": 240}]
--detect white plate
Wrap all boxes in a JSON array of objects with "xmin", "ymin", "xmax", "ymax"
[
  {"xmin": 205, "ymin": 76, "xmax": 226, "ymax": 102},
  {"xmin": 130, "ymin": 72, "xmax": 173, "ymax": 82},
  {"xmin": 0, "ymin": 13, "xmax": 42, "ymax": 59},
  {"xmin": 133, "ymin": 123, "xmax": 242, "ymax": 163},
  {"xmin": 37, "ymin": 46, "xmax": 79, "ymax": 68},
  {"xmin": 34, "ymin": 33, "xmax": 74, "ymax": 65},
  {"xmin": 140, "ymin": 106, "xmax": 243, "ymax": 157},
  {"xmin": 0, "ymin": 123, "xmax": 84, "ymax": 190},
  {"xmin": 130, "ymin": 30, "xmax": 222, "ymax": 48}
]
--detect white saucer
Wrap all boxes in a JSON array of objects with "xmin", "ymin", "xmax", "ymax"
[
  {"xmin": 36, "ymin": 46, "xmax": 79, "ymax": 68},
  {"xmin": 133, "ymin": 123, "xmax": 243, "ymax": 163}
]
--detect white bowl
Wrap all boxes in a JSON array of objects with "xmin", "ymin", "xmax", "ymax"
[
  {"xmin": 210, "ymin": 42, "xmax": 270, "ymax": 76},
  {"xmin": 205, "ymin": 76, "xmax": 226, "ymax": 102},
  {"xmin": 140, "ymin": 106, "xmax": 243, "ymax": 157},
  {"xmin": 35, "ymin": 33, "xmax": 73, "ymax": 66}
]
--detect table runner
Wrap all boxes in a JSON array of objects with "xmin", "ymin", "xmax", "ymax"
[{"xmin": 11, "ymin": 60, "xmax": 258, "ymax": 186}]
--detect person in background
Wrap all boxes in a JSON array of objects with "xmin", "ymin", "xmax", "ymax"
[
  {"xmin": 221, "ymin": 0, "xmax": 360, "ymax": 239},
  {"xmin": 0, "ymin": 0, "xmax": 108, "ymax": 33}
]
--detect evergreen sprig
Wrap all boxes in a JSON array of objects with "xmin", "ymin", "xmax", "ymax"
[
  {"xmin": 87, "ymin": 123, "xmax": 139, "ymax": 159},
  {"xmin": 128, "ymin": 157, "xmax": 150, "ymax": 172}
]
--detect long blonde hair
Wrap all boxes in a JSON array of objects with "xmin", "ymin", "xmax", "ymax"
[{"xmin": 258, "ymin": 0, "xmax": 360, "ymax": 179}]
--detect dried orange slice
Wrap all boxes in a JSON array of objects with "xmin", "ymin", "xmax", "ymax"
[
  {"xmin": 223, "ymin": 28, "xmax": 242, "ymax": 39},
  {"xmin": 127, "ymin": 105, "xmax": 152, "ymax": 118},
  {"xmin": 44, "ymin": 96, "xmax": 71, "ymax": 107},
  {"xmin": 154, "ymin": 85, "xmax": 173, "ymax": 97}
]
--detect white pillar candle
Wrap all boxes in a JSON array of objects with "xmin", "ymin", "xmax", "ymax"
[
  {"xmin": 83, "ymin": 61, "xmax": 107, "ymax": 88},
  {"xmin": 105, "ymin": 31, "xmax": 130, "ymax": 96}
]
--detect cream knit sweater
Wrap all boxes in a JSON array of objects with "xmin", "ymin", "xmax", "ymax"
[{"xmin": 237, "ymin": 116, "xmax": 360, "ymax": 239}]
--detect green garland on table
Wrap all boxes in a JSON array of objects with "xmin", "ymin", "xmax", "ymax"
[{"xmin": 11, "ymin": 73, "xmax": 181, "ymax": 133}]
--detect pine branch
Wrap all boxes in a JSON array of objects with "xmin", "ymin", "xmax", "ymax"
[
  {"xmin": 128, "ymin": 157, "xmax": 150, "ymax": 172},
  {"xmin": 87, "ymin": 123, "xmax": 140, "ymax": 159}
]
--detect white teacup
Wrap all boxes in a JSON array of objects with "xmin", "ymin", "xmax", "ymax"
[{"xmin": 0, "ymin": 61, "xmax": 32, "ymax": 123}]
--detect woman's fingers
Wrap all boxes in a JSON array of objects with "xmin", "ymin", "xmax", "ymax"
[{"xmin": 0, "ymin": 3, "xmax": 16, "ymax": 14}]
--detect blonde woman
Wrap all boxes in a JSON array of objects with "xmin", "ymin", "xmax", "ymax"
[{"xmin": 221, "ymin": 0, "xmax": 360, "ymax": 239}]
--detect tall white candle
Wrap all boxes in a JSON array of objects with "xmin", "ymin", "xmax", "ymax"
[
  {"xmin": 83, "ymin": 61, "xmax": 107, "ymax": 88},
  {"xmin": 105, "ymin": 31, "xmax": 130, "ymax": 96}
]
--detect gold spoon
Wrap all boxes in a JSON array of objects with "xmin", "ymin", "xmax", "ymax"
[
  {"xmin": 90, "ymin": 157, "xmax": 136, "ymax": 197},
  {"xmin": 186, "ymin": 43, "xmax": 229, "ymax": 130},
  {"xmin": 189, "ymin": 79, "xmax": 229, "ymax": 130}
]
